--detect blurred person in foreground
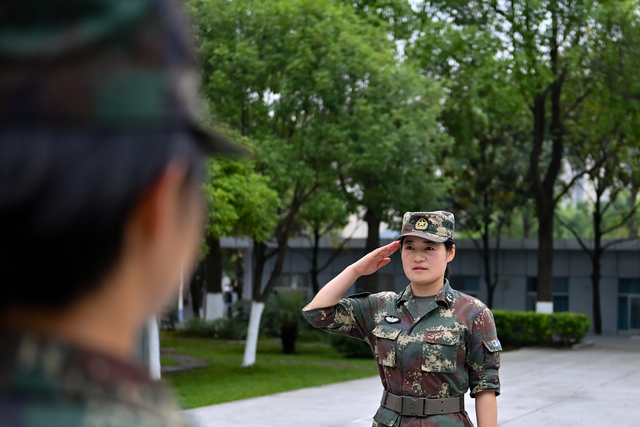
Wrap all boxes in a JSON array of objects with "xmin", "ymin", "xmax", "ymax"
[{"xmin": 0, "ymin": 1, "xmax": 245, "ymax": 426}]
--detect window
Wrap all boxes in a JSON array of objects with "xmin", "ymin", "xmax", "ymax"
[
  {"xmin": 450, "ymin": 276, "xmax": 480, "ymax": 297},
  {"xmin": 618, "ymin": 279, "xmax": 640, "ymax": 331},
  {"xmin": 526, "ymin": 277, "xmax": 569, "ymax": 312}
]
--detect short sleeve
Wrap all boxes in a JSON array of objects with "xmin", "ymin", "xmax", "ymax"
[
  {"xmin": 466, "ymin": 306, "xmax": 501, "ymax": 397},
  {"xmin": 302, "ymin": 294, "xmax": 373, "ymax": 341}
]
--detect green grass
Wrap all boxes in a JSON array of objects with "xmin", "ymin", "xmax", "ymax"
[
  {"xmin": 160, "ymin": 356, "xmax": 177, "ymax": 366},
  {"xmin": 160, "ymin": 336, "xmax": 377, "ymax": 409}
]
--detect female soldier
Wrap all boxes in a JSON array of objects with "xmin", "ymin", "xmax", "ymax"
[{"xmin": 303, "ymin": 211, "xmax": 500, "ymax": 427}]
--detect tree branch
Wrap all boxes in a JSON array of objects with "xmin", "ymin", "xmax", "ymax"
[
  {"xmin": 555, "ymin": 213, "xmax": 594, "ymax": 260},
  {"xmin": 602, "ymin": 236, "xmax": 640, "ymax": 250},
  {"xmin": 602, "ymin": 203, "xmax": 640, "ymax": 235}
]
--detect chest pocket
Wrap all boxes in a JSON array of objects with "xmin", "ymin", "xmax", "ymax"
[
  {"xmin": 421, "ymin": 330, "xmax": 460, "ymax": 373},
  {"xmin": 371, "ymin": 324, "xmax": 402, "ymax": 367}
]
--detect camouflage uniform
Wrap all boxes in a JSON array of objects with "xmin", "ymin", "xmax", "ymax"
[
  {"xmin": 0, "ymin": 334, "xmax": 189, "ymax": 427},
  {"xmin": 303, "ymin": 212, "xmax": 501, "ymax": 427}
]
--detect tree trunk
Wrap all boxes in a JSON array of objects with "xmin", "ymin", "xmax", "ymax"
[
  {"xmin": 280, "ymin": 322, "xmax": 298, "ymax": 354},
  {"xmin": 523, "ymin": 210, "xmax": 532, "ymax": 238},
  {"xmin": 252, "ymin": 240, "xmax": 267, "ymax": 301},
  {"xmin": 629, "ymin": 188, "xmax": 638, "ymax": 238},
  {"xmin": 529, "ymin": 10, "xmax": 564, "ymax": 314},
  {"xmin": 234, "ymin": 250, "xmax": 244, "ymax": 301},
  {"xmin": 481, "ymin": 221, "xmax": 494, "ymax": 309},
  {"xmin": 205, "ymin": 235, "xmax": 223, "ymax": 293},
  {"xmin": 310, "ymin": 227, "xmax": 321, "ymax": 294},
  {"xmin": 592, "ymin": 201, "xmax": 603, "ymax": 334},
  {"xmin": 189, "ymin": 263, "xmax": 205, "ymax": 318},
  {"xmin": 536, "ymin": 210, "xmax": 555, "ymax": 307},
  {"xmin": 241, "ymin": 300, "xmax": 265, "ymax": 367},
  {"xmin": 204, "ymin": 235, "xmax": 224, "ymax": 320},
  {"xmin": 362, "ymin": 208, "xmax": 381, "ymax": 293}
]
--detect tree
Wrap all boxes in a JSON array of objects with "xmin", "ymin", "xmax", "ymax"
[
  {"xmin": 557, "ymin": 33, "xmax": 640, "ymax": 333},
  {"xmin": 336, "ymin": 63, "xmax": 451, "ymax": 293},
  {"xmin": 190, "ymin": 0, "xmax": 413, "ymax": 366},
  {"xmin": 411, "ymin": 0, "xmax": 638, "ymax": 312},
  {"xmin": 409, "ymin": 14, "xmax": 530, "ymax": 308},
  {"xmin": 201, "ymin": 128, "xmax": 280, "ymax": 320}
]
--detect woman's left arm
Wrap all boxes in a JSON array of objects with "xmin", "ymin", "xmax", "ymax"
[{"xmin": 475, "ymin": 390, "xmax": 497, "ymax": 427}]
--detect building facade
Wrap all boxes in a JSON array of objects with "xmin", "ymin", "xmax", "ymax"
[{"xmin": 222, "ymin": 237, "xmax": 640, "ymax": 336}]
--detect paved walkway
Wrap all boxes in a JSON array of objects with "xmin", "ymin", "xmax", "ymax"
[{"xmin": 181, "ymin": 335, "xmax": 640, "ymax": 427}]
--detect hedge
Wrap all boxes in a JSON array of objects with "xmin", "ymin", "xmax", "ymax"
[
  {"xmin": 329, "ymin": 310, "xmax": 591, "ymax": 355},
  {"xmin": 493, "ymin": 310, "xmax": 591, "ymax": 347}
]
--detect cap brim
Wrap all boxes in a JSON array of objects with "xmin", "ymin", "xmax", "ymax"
[
  {"xmin": 191, "ymin": 124, "xmax": 252, "ymax": 158},
  {"xmin": 396, "ymin": 232, "xmax": 448, "ymax": 243}
]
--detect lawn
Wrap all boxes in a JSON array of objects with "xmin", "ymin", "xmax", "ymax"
[{"xmin": 160, "ymin": 336, "xmax": 378, "ymax": 410}]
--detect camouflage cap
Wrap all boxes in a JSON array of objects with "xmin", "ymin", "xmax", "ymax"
[
  {"xmin": 0, "ymin": 0, "xmax": 246, "ymax": 157},
  {"xmin": 397, "ymin": 211, "xmax": 455, "ymax": 243}
]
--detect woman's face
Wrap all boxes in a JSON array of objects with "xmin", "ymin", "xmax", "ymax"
[{"xmin": 401, "ymin": 237, "xmax": 455, "ymax": 289}]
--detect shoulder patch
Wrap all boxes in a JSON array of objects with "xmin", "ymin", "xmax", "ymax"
[
  {"xmin": 483, "ymin": 339, "xmax": 503, "ymax": 352},
  {"xmin": 346, "ymin": 292, "xmax": 372, "ymax": 299}
]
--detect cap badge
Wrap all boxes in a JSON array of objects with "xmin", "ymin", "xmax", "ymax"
[
  {"xmin": 415, "ymin": 218, "xmax": 429, "ymax": 231},
  {"xmin": 385, "ymin": 316, "xmax": 401, "ymax": 324}
]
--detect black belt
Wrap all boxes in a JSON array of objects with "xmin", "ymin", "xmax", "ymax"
[{"xmin": 380, "ymin": 390, "xmax": 465, "ymax": 417}]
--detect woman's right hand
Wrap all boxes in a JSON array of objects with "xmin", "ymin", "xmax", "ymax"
[{"xmin": 351, "ymin": 241, "xmax": 400, "ymax": 277}]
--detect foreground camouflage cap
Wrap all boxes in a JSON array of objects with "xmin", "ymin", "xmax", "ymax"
[
  {"xmin": 0, "ymin": 0, "xmax": 246, "ymax": 156},
  {"xmin": 397, "ymin": 211, "xmax": 455, "ymax": 243}
]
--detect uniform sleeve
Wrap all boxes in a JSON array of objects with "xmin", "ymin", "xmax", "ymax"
[
  {"xmin": 466, "ymin": 306, "xmax": 501, "ymax": 397},
  {"xmin": 302, "ymin": 294, "xmax": 373, "ymax": 342}
]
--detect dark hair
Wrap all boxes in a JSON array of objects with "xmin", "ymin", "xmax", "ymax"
[
  {"xmin": 400, "ymin": 237, "xmax": 455, "ymax": 283},
  {"xmin": 0, "ymin": 128, "xmax": 206, "ymax": 309}
]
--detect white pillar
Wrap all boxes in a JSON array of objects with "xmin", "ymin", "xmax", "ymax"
[
  {"xmin": 204, "ymin": 293, "xmax": 225, "ymax": 320},
  {"xmin": 147, "ymin": 316, "xmax": 161, "ymax": 380},
  {"xmin": 536, "ymin": 301, "xmax": 553, "ymax": 314},
  {"xmin": 241, "ymin": 300, "xmax": 265, "ymax": 367},
  {"xmin": 178, "ymin": 270, "xmax": 184, "ymax": 322}
]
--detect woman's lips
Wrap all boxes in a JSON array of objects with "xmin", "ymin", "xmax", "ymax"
[{"xmin": 412, "ymin": 266, "xmax": 427, "ymax": 271}]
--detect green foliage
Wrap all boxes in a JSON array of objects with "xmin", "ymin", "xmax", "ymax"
[
  {"xmin": 263, "ymin": 290, "xmax": 307, "ymax": 334},
  {"xmin": 548, "ymin": 312, "xmax": 592, "ymax": 346},
  {"xmin": 202, "ymin": 125, "xmax": 280, "ymax": 242},
  {"xmin": 174, "ymin": 300, "xmax": 253, "ymax": 340},
  {"xmin": 329, "ymin": 334, "xmax": 374, "ymax": 359},
  {"xmin": 493, "ymin": 310, "xmax": 591, "ymax": 348}
]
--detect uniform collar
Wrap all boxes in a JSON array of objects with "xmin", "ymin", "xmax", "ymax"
[{"xmin": 396, "ymin": 279, "xmax": 454, "ymax": 309}]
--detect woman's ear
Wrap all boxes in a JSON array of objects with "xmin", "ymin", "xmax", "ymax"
[{"xmin": 447, "ymin": 244, "xmax": 456, "ymax": 263}]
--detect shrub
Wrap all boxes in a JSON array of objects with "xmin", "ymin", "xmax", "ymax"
[
  {"xmin": 263, "ymin": 290, "xmax": 307, "ymax": 354},
  {"xmin": 492, "ymin": 310, "xmax": 591, "ymax": 347},
  {"xmin": 548, "ymin": 312, "xmax": 591, "ymax": 346},
  {"xmin": 174, "ymin": 299, "xmax": 251, "ymax": 340},
  {"xmin": 329, "ymin": 334, "xmax": 374, "ymax": 359}
]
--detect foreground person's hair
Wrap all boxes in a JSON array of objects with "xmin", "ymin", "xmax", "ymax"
[{"xmin": 0, "ymin": 129, "xmax": 205, "ymax": 309}]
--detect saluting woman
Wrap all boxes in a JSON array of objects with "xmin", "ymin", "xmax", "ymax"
[{"xmin": 303, "ymin": 211, "xmax": 501, "ymax": 427}]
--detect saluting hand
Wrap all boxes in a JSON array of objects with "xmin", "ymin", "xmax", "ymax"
[{"xmin": 352, "ymin": 241, "xmax": 400, "ymax": 277}]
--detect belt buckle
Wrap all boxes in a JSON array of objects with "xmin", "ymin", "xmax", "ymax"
[{"xmin": 402, "ymin": 396, "xmax": 425, "ymax": 417}]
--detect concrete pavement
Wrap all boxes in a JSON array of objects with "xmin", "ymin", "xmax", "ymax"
[{"xmin": 181, "ymin": 335, "xmax": 640, "ymax": 427}]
